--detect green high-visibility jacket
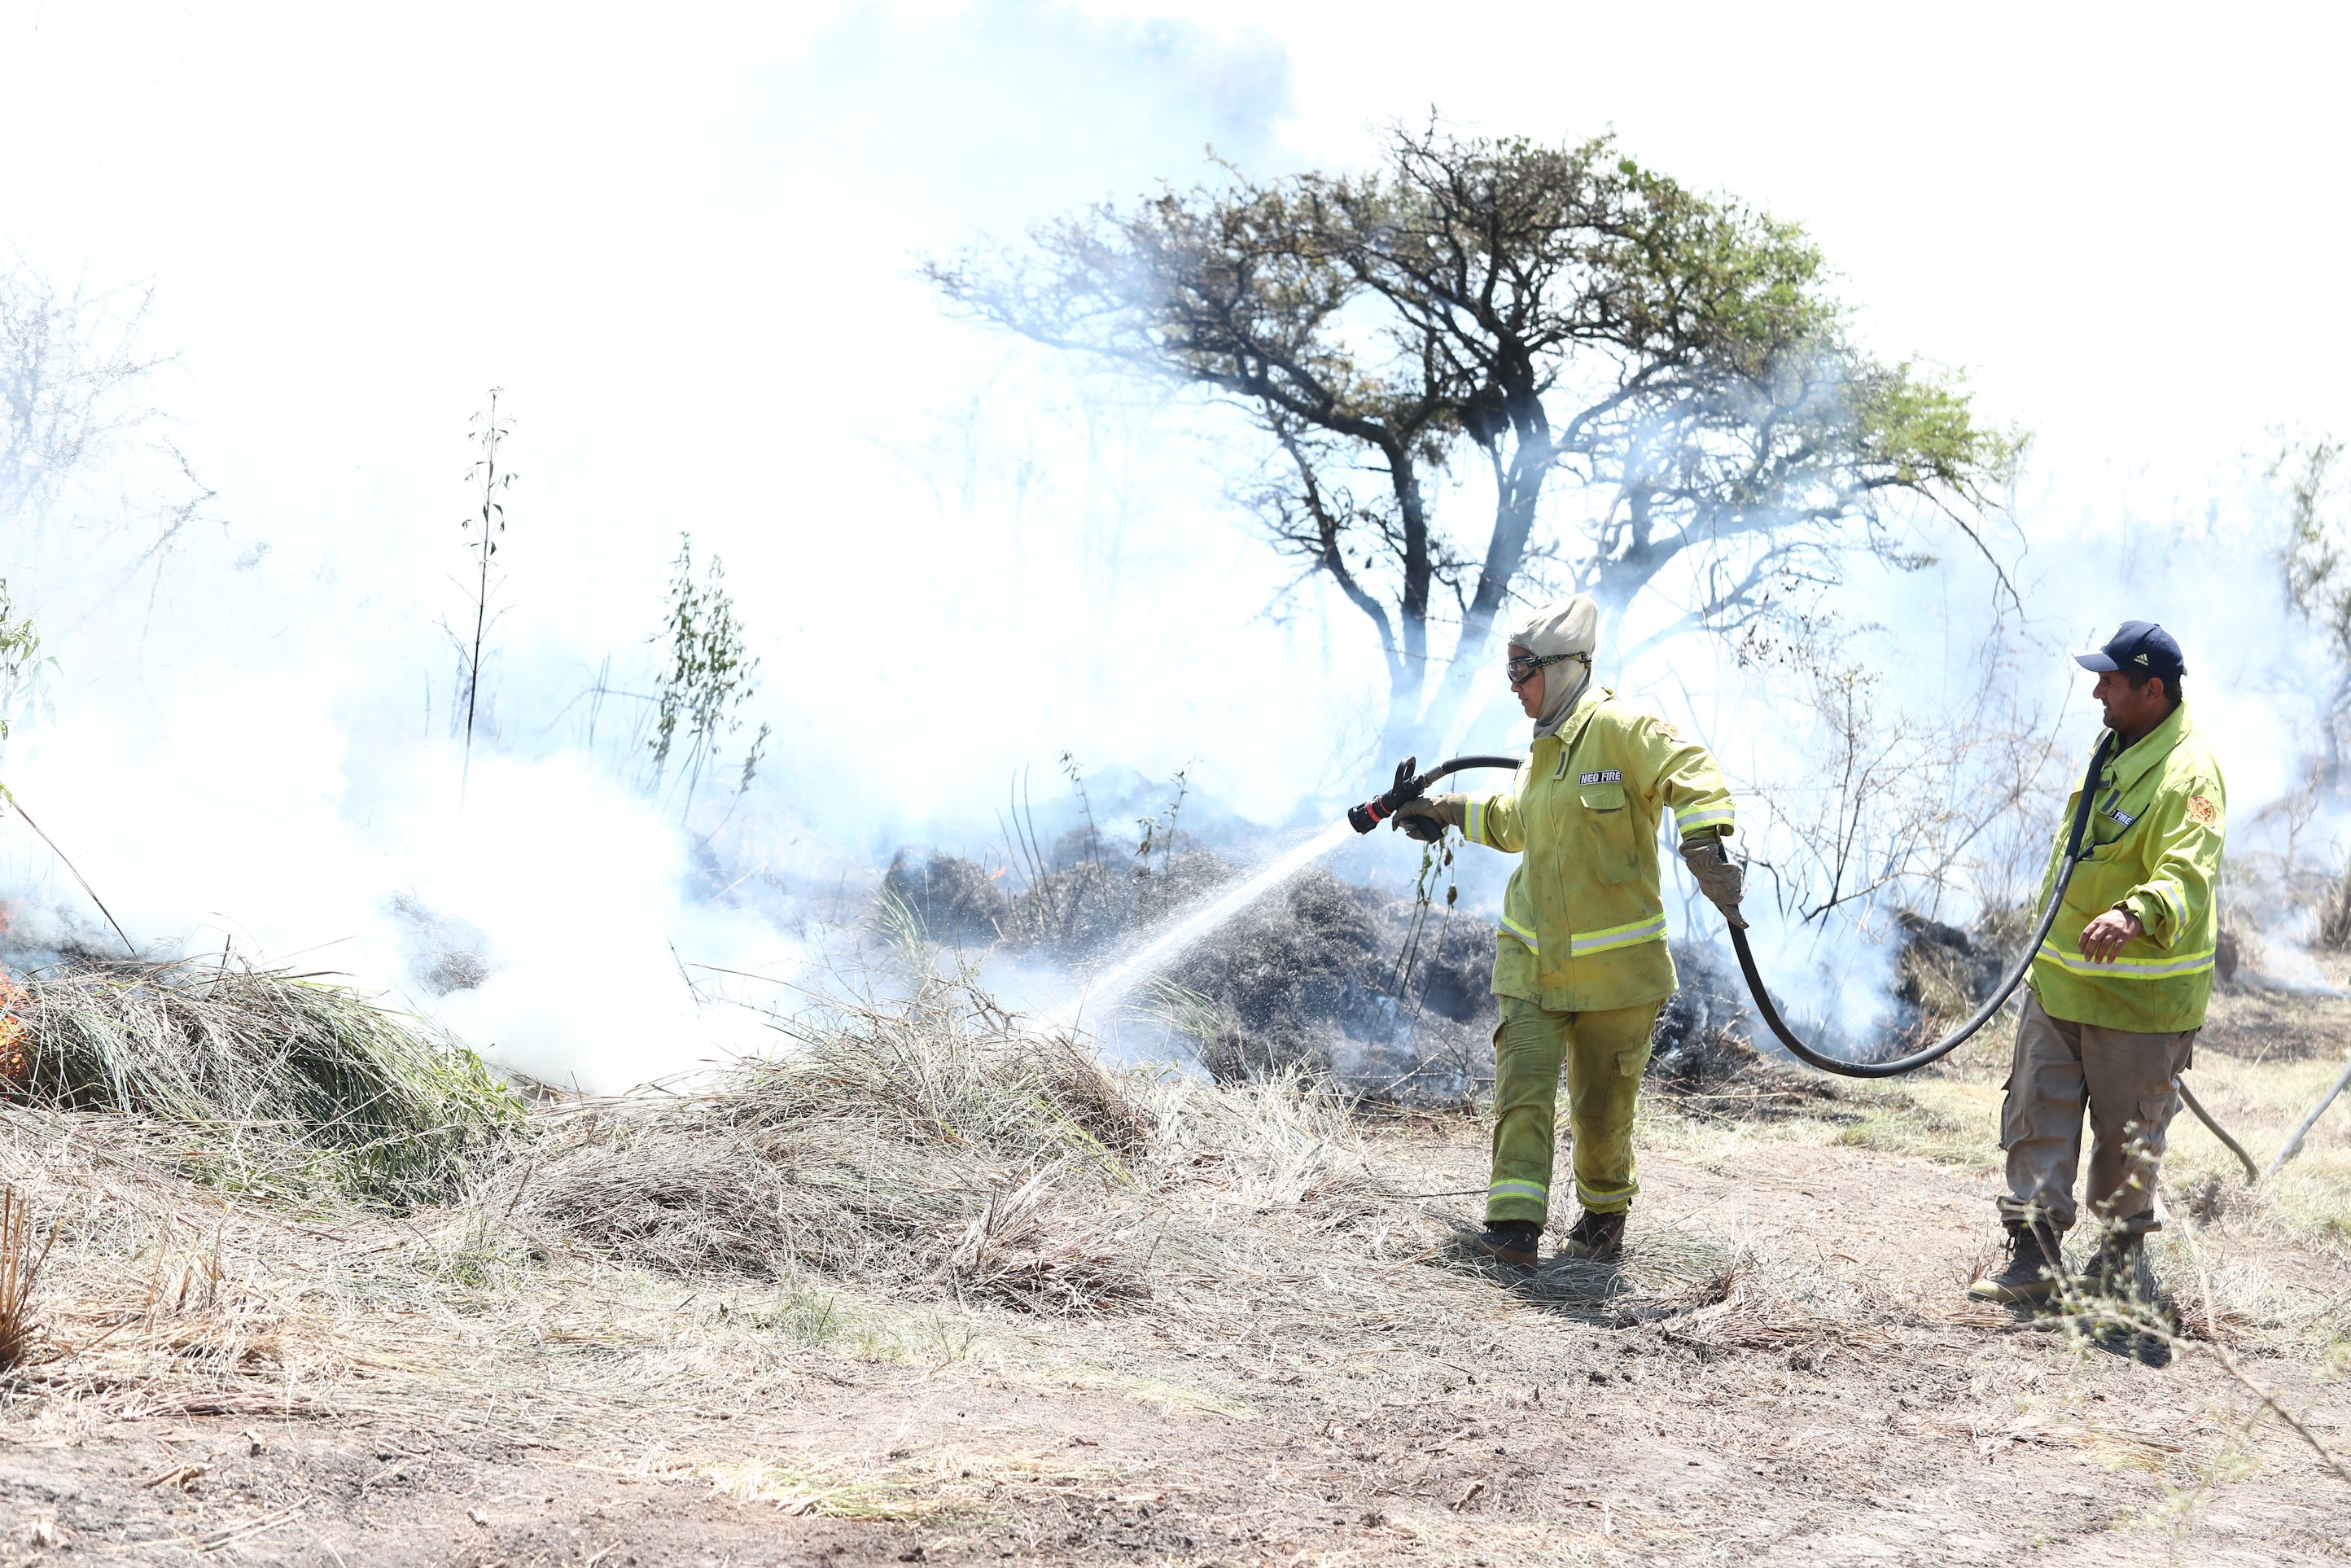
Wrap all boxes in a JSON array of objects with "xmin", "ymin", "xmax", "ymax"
[
  {"xmin": 2028, "ymin": 702, "xmax": 2226, "ymax": 1034},
  {"xmin": 1461, "ymin": 688, "xmax": 1737, "ymax": 1013}
]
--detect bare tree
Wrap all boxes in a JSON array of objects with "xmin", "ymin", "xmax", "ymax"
[
  {"xmin": 0, "ymin": 267, "xmax": 156, "ymax": 523},
  {"xmin": 2279, "ymin": 435, "xmax": 2351, "ymax": 780},
  {"xmin": 0, "ymin": 256, "xmax": 211, "ymax": 593},
  {"xmin": 2264, "ymin": 432, "xmax": 2351, "ymax": 946},
  {"xmin": 928, "ymin": 125, "xmax": 2020, "ymax": 754},
  {"xmin": 1743, "ymin": 619, "xmax": 2064, "ymax": 931}
]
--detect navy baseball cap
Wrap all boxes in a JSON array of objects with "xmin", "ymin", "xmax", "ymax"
[{"xmin": 2075, "ymin": 620, "xmax": 2185, "ymax": 680}]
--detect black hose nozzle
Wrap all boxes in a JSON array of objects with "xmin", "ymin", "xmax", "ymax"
[
  {"xmin": 1347, "ymin": 756, "xmax": 1421, "ymax": 834},
  {"xmin": 1347, "ymin": 752, "xmax": 1525, "ymax": 834}
]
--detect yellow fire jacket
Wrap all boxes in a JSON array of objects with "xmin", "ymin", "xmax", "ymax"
[
  {"xmin": 2028, "ymin": 702, "xmax": 2226, "ymax": 1034},
  {"xmin": 1460, "ymin": 689, "xmax": 1737, "ymax": 1012}
]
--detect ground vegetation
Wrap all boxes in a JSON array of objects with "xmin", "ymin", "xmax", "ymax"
[
  {"xmin": 0, "ymin": 959, "xmax": 519, "ymax": 1209},
  {"xmin": 449, "ymin": 388, "xmax": 514, "ymax": 791},
  {"xmin": 883, "ymin": 839, "xmax": 1497, "ymax": 1094},
  {"xmin": 0, "ymin": 959, "xmax": 2344, "ymax": 1562}
]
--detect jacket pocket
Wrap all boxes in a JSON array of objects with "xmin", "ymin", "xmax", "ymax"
[
  {"xmin": 2060, "ymin": 851, "xmax": 2136, "ymax": 927},
  {"xmin": 1578, "ymin": 782, "xmax": 1627, "ymax": 812},
  {"xmin": 1578, "ymin": 782, "xmax": 1640, "ymax": 885}
]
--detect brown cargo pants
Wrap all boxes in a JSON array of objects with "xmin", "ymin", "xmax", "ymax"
[{"xmin": 1997, "ymin": 992, "xmax": 2196, "ymax": 1236}]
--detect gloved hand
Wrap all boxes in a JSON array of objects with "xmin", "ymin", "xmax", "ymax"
[
  {"xmin": 1394, "ymin": 792, "xmax": 1468, "ymax": 843},
  {"xmin": 1680, "ymin": 834, "xmax": 1748, "ymax": 928}
]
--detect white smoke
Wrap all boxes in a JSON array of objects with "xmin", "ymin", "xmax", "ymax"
[{"xmin": 0, "ymin": 3, "xmax": 2341, "ymax": 1084}]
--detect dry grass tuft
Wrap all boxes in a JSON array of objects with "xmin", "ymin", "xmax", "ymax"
[
  {"xmin": 0, "ymin": 1181, "xmax": 57, "ymax": 1371},
  {"xmin": 942, "ymin": 1163, "xmax": 1152, "ymax": 1312},
  {"xmin": 507, "ymin": 967, "xmax": 1893, "ymax": 1371},
  {"xmin": 511, "ymin": 980, "xmax": 1165, "ymax": 1311},
  {"xmin": 517, "ymin": 1128, "xmax": 801, "ymax": 1280},
  {"xmin": 7, "ymin": 960, "xmax": 522, "ymax": 1207},
  {"xmin": 508, "ymin": 975, "xmax": 1414, "ymax": 1329}
]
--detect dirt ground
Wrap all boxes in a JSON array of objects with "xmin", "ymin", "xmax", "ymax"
[{"xmin": 5, "ymin": 976, "xmax": 2350, "ymax": 1566}]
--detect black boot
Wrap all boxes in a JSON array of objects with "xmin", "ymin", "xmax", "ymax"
[
  {"xmin": 1561, "ymin": 1207, "xmax": 1627, "ymax": 1260},
  {"xmin": 1474, "ymin": 1220, "xmax": 1541, "ymax": 1268},
  {"xmin": 2085, "ymin": 1230, "xmax": 2152, "ymax": 1302},
  {"xmin": 1968, "ymin": 1220, "xmax": 2062, "ymax": 1304},
  {"xmin": 2082, "ymin": 1230, "xmax": 2174, "ymax": 1364}
]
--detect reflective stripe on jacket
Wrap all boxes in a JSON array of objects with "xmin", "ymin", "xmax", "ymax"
[
  {"xmin": 1461, "ymin": 688, "xmax": 1736, "ymax": 1012},
  {"xmin": 2027, "ymin": 701, "xmax": 2226, "ymax": 1033}
]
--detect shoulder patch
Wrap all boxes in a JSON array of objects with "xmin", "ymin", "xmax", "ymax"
[
  {"xmin": 1652, "ymin": 720, "xmax": 1680, "ymax": 741},
  {"xmin": 2186, "ymin": 795, "xmax": 2217, "ymax": 826}
]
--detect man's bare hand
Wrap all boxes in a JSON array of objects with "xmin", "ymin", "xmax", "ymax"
[{"xmin": 2077, "ymin": 908, "xmax": 2144, "ymax": 963}]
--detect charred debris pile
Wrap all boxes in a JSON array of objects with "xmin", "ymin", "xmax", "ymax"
[
  {"xmin": 884, "ymin": 840, "xmax": 1498, "ymax": 1095},
  {"xmin": 882, "ymin": 826, "xmax": 2041, "ymax": 1098}
]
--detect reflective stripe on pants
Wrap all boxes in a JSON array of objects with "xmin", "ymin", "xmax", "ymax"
[{"xmin": 1486, "ymin": 994, "xmax": 1661, "ymax": 1225}]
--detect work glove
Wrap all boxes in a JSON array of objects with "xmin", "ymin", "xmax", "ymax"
[
  {"xmin": 1680, "ymin": 834, "xmax": 1748, "ymax": 929},
  {"xmin": 1393, "ymin": 792, "xmax": 1468, "ymax": 843}
]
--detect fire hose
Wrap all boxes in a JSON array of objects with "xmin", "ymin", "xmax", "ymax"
[{"xmin": 1350, "ymin": 743, "xmax": 2260, "ymax": 1180}]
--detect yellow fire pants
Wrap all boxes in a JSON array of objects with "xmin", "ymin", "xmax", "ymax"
[{"xmin": 1486, "ymin": 995, "xmax": 1661, "ymax": 1224}]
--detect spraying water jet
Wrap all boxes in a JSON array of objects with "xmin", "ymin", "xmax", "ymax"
[
  {"xmin": 1038, "ymin": 751, "xmax": 1539, "ymax": 1031},
  {"xmin": 1042, "ymin": 819, "xmax": 1360, "ymax": 1031}
]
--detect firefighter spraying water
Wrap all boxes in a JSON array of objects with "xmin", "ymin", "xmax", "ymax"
[
  {"xmin": 1377, "ymin": 596, "xmax": 1745, "ymax": 1266},
  {"xmin": 1353, "ymin": 605, "xmax": 2251, "ymax": 1313}
]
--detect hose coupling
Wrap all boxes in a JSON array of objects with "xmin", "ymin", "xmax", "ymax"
[{"xmin": 1346, "ymin": 756, "xmax": 1422, "ymax": 834}]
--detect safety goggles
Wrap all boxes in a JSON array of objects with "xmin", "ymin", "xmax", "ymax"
[{"xmin": 1506, "ymin": 651, "xmax": 1583, "ymax": 688}]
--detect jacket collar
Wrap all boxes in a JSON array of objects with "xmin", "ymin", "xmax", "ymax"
[
  {"xmin": 1565, "ymin": 686, "xmax": 1612, "ymax": 751},
  {"xmin": 2107, "ymin": 699, "xmax": 2191, "ymax": 791},
  {"xmin": 1531, "ymin": 688, "xmax": 1613, "ymax": 763}
]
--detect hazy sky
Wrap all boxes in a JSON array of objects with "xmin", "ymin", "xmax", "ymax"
[
  {"xmin": 0, "ymin": 2, "xmax": 2340, "ymax": 1077},
  {"xmin": 1245, "ymin": 2, "xmax": 2351, "ymax": 471},
  {"xmin": 7, "ymin": 3, "xmax": 2337, "ymax": 761}
]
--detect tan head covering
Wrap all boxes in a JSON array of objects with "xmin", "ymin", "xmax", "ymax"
[{"xmin": 1510, "ymin": 595, "xmax": 1597, "ymax": 739}]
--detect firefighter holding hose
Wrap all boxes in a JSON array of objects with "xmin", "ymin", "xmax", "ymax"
[
  {"xmin": 1971, "ymin": 622, "xmax": 2226, "ymax": 1306},
  {"xmin": 1394, "ymin": 596, "xmax": 1745, "ymax": 1266}
]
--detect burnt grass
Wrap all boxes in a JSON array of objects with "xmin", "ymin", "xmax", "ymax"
[
  {"xmin": 882, "ymin": 842, "xmax": 2040, "ymax": 1102},
  {"xmin": 885, "ymin": 843, "xmax": 1500, "ymax": 1095}
]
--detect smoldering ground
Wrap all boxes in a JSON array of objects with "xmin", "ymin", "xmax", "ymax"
[{"xmin": 0, "ymin": 16, "xmax": 2347, "ymax": 1559}]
